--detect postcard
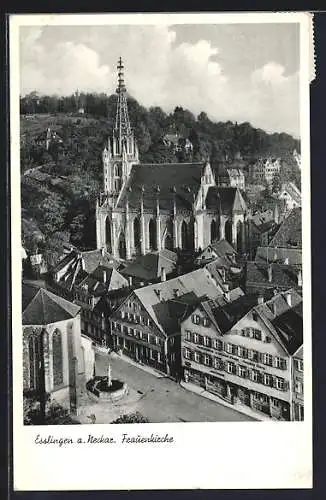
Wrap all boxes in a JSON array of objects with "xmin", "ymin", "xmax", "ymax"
[{"xmin": 11, "ymin": 11, "xmax": 313, "ymax": 490}]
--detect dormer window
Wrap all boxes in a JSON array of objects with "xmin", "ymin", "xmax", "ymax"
[{"xmin": 192, "ymin": 314, "xmax": 201, "ymax": 325}]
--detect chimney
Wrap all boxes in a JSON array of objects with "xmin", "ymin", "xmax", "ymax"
[
  {"xmin": 223, "ymin": 283, "xmax": 230, "ymax": 301},
  {"xmin": 220, "ymin": 268, "xmax": 226, "ymax": 282},
  {"xmin": 173, "ymin": 288, "xmax": 180, "ymax": 298},
  {"xmin": 100, "ymin": 247, "xmax": 105, "ymax": 257},
  {"xmin": 284, "ymin": 257, "xmax": 289, "ymax": 265},
  {"xmin": 103, "ymin": 269, "xmax": 107, "ymax": 283},
  {"xmin": 154, "ymin": 289, "xmax": 161, "ymax": 300},
  {"xmin": 161, "ymin": 267, "xmax": 166, "ymax": 282},
  {"xmin": 257, "ymin": 296, "xmax": 264, "ymax": 305},
  {"xmin": 128, "ymin": 276, "xmax": 133, "ymax": 286},
  {"xmin": 285, "ymin": 291, "xmax": 292, "ymax": 308},
  {"xmin": 81, "ymin": 258, "xmax": 85, "ymax": 271},
  {"xmin": 297, "ymin": 269, "xmax": 303, "ymax": 287},
  {"xmin": 267, "ymin": 264, "xmax": 273, "ymax": 283}
]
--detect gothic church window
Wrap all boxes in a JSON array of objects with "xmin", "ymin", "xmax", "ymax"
[{"xmin": 52, "ymin": 329, "xmax": 64, "ymax": 387}]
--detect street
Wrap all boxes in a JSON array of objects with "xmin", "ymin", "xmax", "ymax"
[{"xmin": 95, "ymin": 352, "xmax": 255, "ymax": 423}]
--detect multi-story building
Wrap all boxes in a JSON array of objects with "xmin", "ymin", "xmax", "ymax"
[
  {"xmin": 292, "ymin": 345, "xmax": 304, "ymax": 421},
  {"xmin": 109, "ymin": 268, "xmax": 226, "ymax": 377},
  {"xmin": 73, "ymin": 265, "xmax": 129, "ymax": 341},
  {"xmin": 250, "ymin": 157, "xmax": 281, "ymax": 186},
  {"xmin": 278, "ymin": 182, "xmax": 301, "ymax": 212},
  {"xmin": 180, "ymin": 289, "xmax": 303, "ymax": 421}
]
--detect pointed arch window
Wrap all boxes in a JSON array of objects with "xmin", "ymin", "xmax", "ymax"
[{"xmin": 52, "ymin": 329, "xmax": 63, "ymax": 387}]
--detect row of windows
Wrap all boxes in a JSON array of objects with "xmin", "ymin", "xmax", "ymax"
[
  {"xmin": 294, "ymin": 359, "xmax": 304, "ymax": 371},
  {"xmin": 120, "ymin": 310, "xmax": 152, "ymax": 327},
  {"xmin": 184, "ymin": 331, "xmax": 287, "ymax": 370},
  {"xmin": 115, "ymin": 337, "xmax": 162, "ymax": 362},
  {"xmin": 184, "ymin": 349, "xmax": 288, "ymax": 390},
  {"xmin": 191, "ymin": 314, "xmax": 211, "ymax": 327},
  {"xmin": 112, "ymin": 322, "xmax": 163, "ymax": 346}
]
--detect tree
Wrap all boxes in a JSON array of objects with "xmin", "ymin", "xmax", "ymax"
[
  {"xmin": 272, "ymin": 174, "xmax": 282, "ymax": 194},
  {"xmin": 111, "ymin": 412, "xmax": 149, "ymax": 424},
  {"xmin": 42, "ymin": 230, "xmax": 70, "ymax": 270}
]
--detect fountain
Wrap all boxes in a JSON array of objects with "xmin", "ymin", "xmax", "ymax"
[{"xmin": 86, "ymin": 362, "xmax": 128, "ymax": 403}]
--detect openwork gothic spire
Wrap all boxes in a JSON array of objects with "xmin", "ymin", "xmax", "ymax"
[{"xmin": 115, "ymin": 57, "xmax": 132, "ymax": 147}]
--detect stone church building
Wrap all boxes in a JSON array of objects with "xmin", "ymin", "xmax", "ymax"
[{"xmin": 96, "ymin": 58, "xmax": 248, "ymax": 260}]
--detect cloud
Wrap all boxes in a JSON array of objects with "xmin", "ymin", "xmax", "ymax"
[
  {"xmin": 251, "ymin": 61, "xmax": 288, "ymax": 85},
  {"xmin": 19, "ymin": 26, "xmax": 299, "ymax": 136}
]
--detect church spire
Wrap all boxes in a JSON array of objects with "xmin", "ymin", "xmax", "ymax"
[{"xmin": 115, "ymin": 57, "xmax": 132, "ymax": 151}]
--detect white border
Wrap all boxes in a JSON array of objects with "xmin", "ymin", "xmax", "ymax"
[{"xmin": 10, "ymin": 12, "xmax": 312, "ymax": 490}]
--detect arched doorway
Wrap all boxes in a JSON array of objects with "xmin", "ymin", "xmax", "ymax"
[
  {"xmin": 133, "ymin": 217, "xmax": 141, "ymax": 254},
  {"xmin": 105, "ymin": 217, "xmax": 112, "ymax": 253},
  {"xmin": 149, "ymin": 219, "xmax": 157, "ymax": 251},
  {"xmin": 211, "ymin": 219, "xmax": 219, "ymax": 243},
  {"xmin": 181, "ymin": 220, "xmax": 188, "ymax": 249},
  {"xmin": 236, "ymin": 220, "xmax": 244, "ymax": 252},
  {"xmin": 118, "ymin": 233, "xmax": 126, "ymax": 259},
  {"xmin": 225, "ymin": 219, "xmax": 232, "ymax": 244}
]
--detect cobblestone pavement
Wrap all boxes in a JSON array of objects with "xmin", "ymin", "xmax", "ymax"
[{"xmin": 86, "ymin": 352, "xmax": 255, "ymax": 423}]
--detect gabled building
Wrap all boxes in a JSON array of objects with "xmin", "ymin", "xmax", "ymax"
[
  {"xmin": 181, "ymin": 289, "xmax": 303, "ymax": 420},
  {"xmin": 250, "ymin": 157, "xmax": 281, "ymax": 186},
  {"xmin": 109, "ymin": 268, "xmax": 225, "ymax": 376},
  {"xmin": 195, "ymin": 239, "xmax": 237, "ymax": 266},
  {"xmin": 22, "ymin": 282, "xmax": 86, "ymax": 413},
  {"xmin": 73, "ymin": 265, "xmax": 129, "ymax": 340},
  {"xmin": 278, "ymin": 182, "xmax": 301, "ymax": 212}
]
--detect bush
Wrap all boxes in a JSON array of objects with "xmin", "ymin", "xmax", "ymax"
[{"xmin": 111, "ymin": 412, "xmax": 149, "ymax": 424}]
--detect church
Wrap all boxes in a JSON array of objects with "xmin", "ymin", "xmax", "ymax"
[{"xmin": 96, "ymin": 58, "xmax": 248, "ymax": 260}]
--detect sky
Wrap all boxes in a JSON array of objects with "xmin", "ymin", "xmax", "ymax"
[{"xmin": 19, "ymin": 23, "xmax": 300, "ymax": 137}]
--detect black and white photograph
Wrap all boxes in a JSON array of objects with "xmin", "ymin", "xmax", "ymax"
[{"xmin": 11, "ymin": 12, "xmax": 312, "ymax": 490}]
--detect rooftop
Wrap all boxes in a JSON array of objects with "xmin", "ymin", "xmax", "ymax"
[
  {"xmin": 121, "ymin": 249, "xmax": 178, "ymax": 281},
  {"xmin": 205, "ymin": 187, "xmax": 247, "ymax": 214},
  {"xmin": 22, "ymin": 282, "xmax": 80, "ymax": 326},
  {"xmin": 269, "ymin": 207, "xmax": 302, "ymax": 249},
  {"xmin": 116, "ymin": 162, "xmax": 206, "ymax": 211}
]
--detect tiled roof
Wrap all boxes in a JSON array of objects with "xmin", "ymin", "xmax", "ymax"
[
  {"xmin": 247, "ymin": 290, "xmax": 303, "ymax": 355},
  {"xmin": 199, "ymin": 289, "xmax": 256, "ymax": 334},
  {"xmin": 271, "ymin": 303, "xmax": 303, "ymax": 355},
  {"xmin": 117, "ymin": 162, "xmax": 205, "ymax": 211},
  {"xmin": 269, "ymin": 207, "xmax": 302, "ymax": 249},
  {"xmin": 132, "ymin": 268, "xmax": 224, "ymax": 334},
  {"xmin": 22, "ymin": 283, "xmax": 80, "ymax": 325},
  {"xmin": 246, "ymin": 261, "xmax": 301, "ymax": 290},
  {"xmin": 76, "ymin": 266, "xmax": 128, "ymax": 296},
  {"xmin": 205, "ymin": 187, "xmax": 247, "ymax": 214},
  {"xmin": 81, "ymin": 249, "xmax": 120, "ymax": 274},
  {"xmin": 255, "ymin": 246, "xmax": 302, "ymax": 266},
  {"xmin": 121, "ymin": 249, "xmax": 177, "ymax": 281}
]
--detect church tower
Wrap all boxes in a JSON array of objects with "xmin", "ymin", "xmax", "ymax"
[{"xmin": 102, "ymin": 57, "xmax": 139, "ymax": 203}]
